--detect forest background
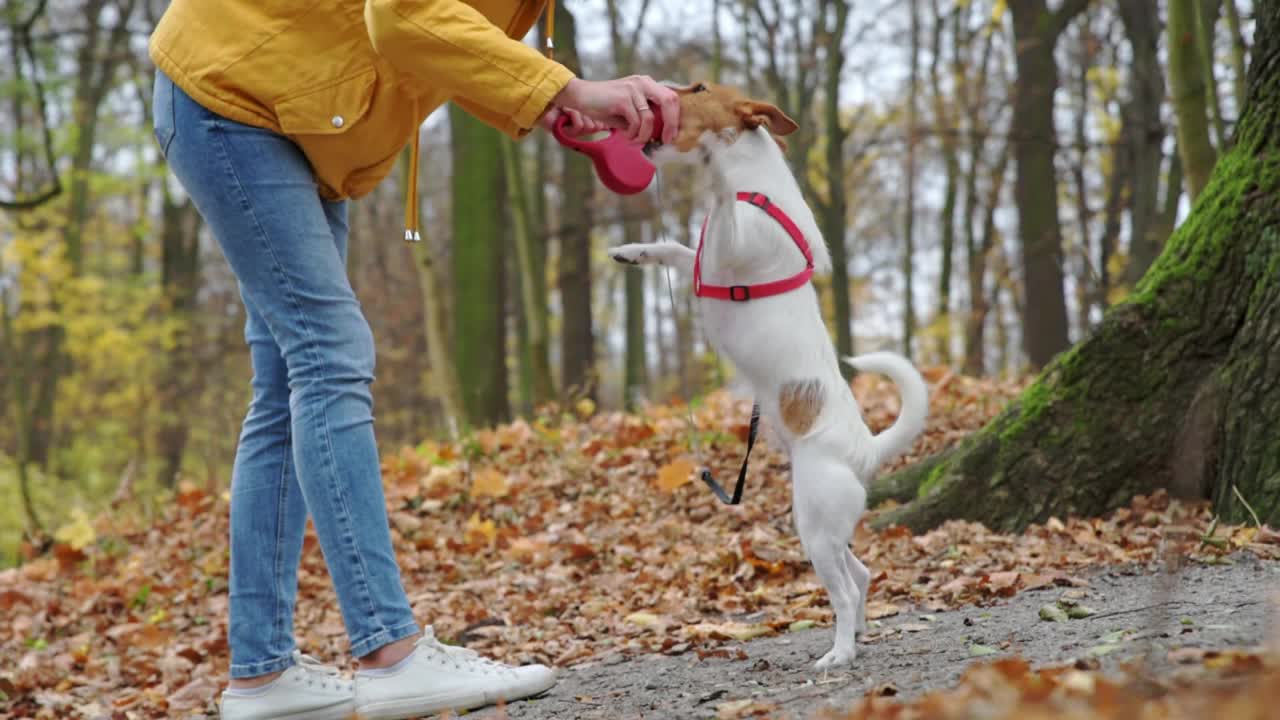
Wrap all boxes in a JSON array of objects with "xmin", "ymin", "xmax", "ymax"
[{"xmin": 0, "ymin": 0, "xmax": 1256, "ymax": 565}]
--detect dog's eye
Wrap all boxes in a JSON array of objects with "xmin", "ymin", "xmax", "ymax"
[{"xmin": 692, "ymin": 83, "xmax": 708, "ymax": 93}]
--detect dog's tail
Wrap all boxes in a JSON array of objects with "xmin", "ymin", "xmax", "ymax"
[{"xmin": 841, "ymin": 351, "xmax": 929, "ymax": 466}]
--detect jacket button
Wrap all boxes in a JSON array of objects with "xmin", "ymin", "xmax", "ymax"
[{"xmin": 331, "ymin": 115, "xmax": 344, "ymax": 128}]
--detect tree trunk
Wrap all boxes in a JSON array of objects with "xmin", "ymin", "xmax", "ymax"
[
  {"xmin": 1168, "ymin": 0, "xmax": 1219, "ymax": 200},
  {"xmin": 1196, "ymin": 0, "xmax": 1228, "ymax": 151},
  {"xmin": 1070, "ymin": 14, "xmax": 1094, "ymax": 336},
  {"xmin": 27, "ymin": 0, "xmax": 137, "ymax": 471},
  {"xmin": 902, "ymin": 0, "xmax": 919, "ymax": 357},
  {"xmin": 1222, "ymin": 0, "xmax": 1249, "ymax": 113},
  {"xmin": 1008, "ymin": 0, "xmax": 1084, "ymax": 369},
  {"xmin": 823, "ymin": 0, "xmax": 853, "ymax": 370},
  {"xmin": 500, "ymin": 137, "xmax": 556, "ymax": 409},
  {"xmin": 553, "ymin": 2, "xmax": 597, "ymax": 401},
  {"xmin": 963, "ymin": 139, "xmax": 1010, "ymax": 378},
  {"xmin": 875, "ymin": 1, "xmax": 1280, "ymax": 532},
  {"xmin": 960, "ymin": 12, "xmax": 999, "ymax": 377},
  {"xmin": 156, "ymin": 184, "xmax": 202, "ymax": 487},
  {"xmin": 928, "ymin": 0, "xmax": 957, "ymax": 364},
  {"xmin": 1117, "ymin": 0, "xmax": 1167, "ymax": 289},
  {"xmin": 604, "ymin": 0, "xmax": 651, "ymax": 410},
  {"xmin": 450, "ymin": 106, "xmax": 509, "ymax": 428}
]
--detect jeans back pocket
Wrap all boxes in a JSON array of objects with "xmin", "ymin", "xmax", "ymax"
[{"xmin": 152, "ymin": 70, "xmax": 177, "ymax": 159}]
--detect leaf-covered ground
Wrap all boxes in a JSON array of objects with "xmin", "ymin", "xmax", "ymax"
[{"xmin": 2, "ymin": 368, "xmax": 1279, "ymax": 718}]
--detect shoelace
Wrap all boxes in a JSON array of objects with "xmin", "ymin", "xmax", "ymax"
[
  {"xmin": 418, "ymin": 627, "xmax": 517, "ymax": 676},
  {"xmin": 291, "ymin": 651, "xmax": 350, "ymax": 692}
]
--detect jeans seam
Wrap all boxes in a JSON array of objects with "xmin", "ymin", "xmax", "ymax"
[
  {"xmin": 349, "ymin": 620, "xmax": 422, "ymax": 659},
  {"xmin": 208, "ymin": 117, "xmax": 384, "ymax": 630},
  {"xmin": 229, "ymin": 653, "xmax": 295, "ymax": 679},
  {"xmin": 273, "ymin": 421, "xmax": 291, "ymax": 656}
]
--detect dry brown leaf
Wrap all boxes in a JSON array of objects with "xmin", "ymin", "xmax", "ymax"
[
  {"xmin": 470, "ymin": 468, "xmax": 509, "ymax": 498},
  {"xmin": 656, "ymin": 457, "xmax": 696, "ymax": 492}
]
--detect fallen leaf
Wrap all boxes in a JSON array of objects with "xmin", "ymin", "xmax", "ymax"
[
  {"xmin": 464, "ymin": 512, "xmax": 497, "ymax": 547},
  {"xmin": 469, "ymin": 468, "xmax": 508, "ymax": 498},
  {"xmin": 1065, "ymin": 603, "xmax": 1096, "ymax": 619},
  {"xmin": 625, "ymin": 612, "xmax": 663, "ymax": 628},
  {"xmin": 657, "ymin": 458, "xmax": 696, "ymax": 492},
  {"xmin": 866, "ymin": 601, "xmax": 900, "ymax": 619},
  {"xmin": 1039, "ymin": 604, "xmax": 1069, "ymax": 623}
]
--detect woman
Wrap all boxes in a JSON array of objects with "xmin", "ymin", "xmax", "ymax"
[{"xmin": 148, "ymin": 0, "xmax": 679, "ymax": 718}]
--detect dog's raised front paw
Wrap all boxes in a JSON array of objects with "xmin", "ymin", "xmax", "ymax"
[
  {"xmin": 608, "ymin": 244, "xmax": 648, "ymax": 265},
  {"xmin": 815, "ymin": 646, "xmax": 857, "ymax": 670}
]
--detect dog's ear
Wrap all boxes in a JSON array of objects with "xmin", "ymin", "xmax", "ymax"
[{"xmin": 735, "ymin": 101, "xmax": 799, "ymax": 136}]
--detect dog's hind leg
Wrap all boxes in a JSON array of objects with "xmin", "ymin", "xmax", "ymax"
[
  {"xmin": 608, "ymin": 242, "xmax": 696, "ymax": 273},
  {"xmin": 845, "ymin": 550, "xmax": 870, "ymax": 637},
  {"xmin": 791, "ymin": 448, "xmax": 865, "ymax": 670}
]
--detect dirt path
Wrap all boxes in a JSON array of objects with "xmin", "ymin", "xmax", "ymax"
[{"xmin": 480, "ymin": 554, "xmax": 1280, "ymax": 719}]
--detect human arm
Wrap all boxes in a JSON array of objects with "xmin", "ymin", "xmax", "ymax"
[{"xmin": 364, "ymin": 0, "xmax": 677, "ymax": 142}]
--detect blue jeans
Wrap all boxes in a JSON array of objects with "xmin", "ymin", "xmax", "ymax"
[{"xmin": 152, "ymin": 70, "xmax": 420, "ymax": 678}]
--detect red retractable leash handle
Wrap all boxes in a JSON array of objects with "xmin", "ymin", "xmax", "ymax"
[{"xmin": 551, "ymin": 104, "xmax": 663, "ymax": 195}]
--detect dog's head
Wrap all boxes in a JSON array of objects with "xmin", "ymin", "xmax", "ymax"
[{"xmin": 645, "ymin": 82, "xmax": 798, "ymax": 164}]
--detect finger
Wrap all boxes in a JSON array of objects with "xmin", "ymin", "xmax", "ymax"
[
  {"xmin": 564, "ymin": 108, "xmax": 585, "ymax": 133},
  {"xmin": 614, "ymin": 93, "xmax": 640, "ymax": 140},
  {"xmin": 630, "ymin": 88, "xmax": 653, "ymax": 144},
  {"xmin": 540, "ymin": 107, "xmax": 562, "ymax": 133},
  {"xmin": 638, "ymin": 77, "xmax": 680, "ymax": 144}
]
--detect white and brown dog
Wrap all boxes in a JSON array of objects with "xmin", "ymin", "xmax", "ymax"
[{"xmin": 609, "ymin": 82, "xmax": 929, "ymax": 669}]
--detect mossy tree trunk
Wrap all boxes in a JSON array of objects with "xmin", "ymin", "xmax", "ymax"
[
  {"xmin": 554, "ymin": 2, "xmax": 597, "ymax": 402},
  {"xmin": 450, "ymin": 106, "xmax": 509, "ymax": 428},
  {"xmin": 1008, "ymin": 0, "xmax": 1086, "ymax": 368},
  {"xmin": 876, "ymin": 2, "xmax": 1280, "ymax": 532},
  {"xmin": 1168, "ymin": 0, "xmax": 1219, "ymax": 200}
]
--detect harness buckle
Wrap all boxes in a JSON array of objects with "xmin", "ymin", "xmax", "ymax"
[
  {"xmin": 729, "ymin": 285, "xmax": 751, "ymax": 301},
  {"xmin": 748, "ymin": 193, "xmax": 769, "ymax": 208}
]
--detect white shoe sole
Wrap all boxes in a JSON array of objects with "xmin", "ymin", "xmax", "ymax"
[
  {"xmin": 356, "ymin": 677, "xmax": 556, "ymax": 720},
  {"xmin": 220, "ymin": 699, "xmax": 355, "ymax": 720}
]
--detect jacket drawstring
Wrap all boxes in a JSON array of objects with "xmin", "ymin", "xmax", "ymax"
[
  {"xmin": 403, "ymin": 0, "xmax": 555, "ymax": 242},
  {"xmin": 544, "ymin": 0, "xmax": 555, "ymax": 59},
  {"xmin": 404, "ymin": 117, "xmax": 421, "ymax": 242}
]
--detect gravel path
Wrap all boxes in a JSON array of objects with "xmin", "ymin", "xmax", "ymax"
[{"xmin": 479, "ymin": 554, "xmax": 1280, "ymax": 720}]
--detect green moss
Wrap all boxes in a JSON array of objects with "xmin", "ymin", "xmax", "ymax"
[{"xmin": 917, "ymin": 461, "xmax": 950, "ymax": 499}]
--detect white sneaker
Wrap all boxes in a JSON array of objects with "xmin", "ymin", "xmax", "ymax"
[
  {"xmin": 218, "ymin": 651, "xmax": 355, "ymax": 720},
  {"xmin": 353, "ymin": 626, "xmax": 557, "ymax": 719}
]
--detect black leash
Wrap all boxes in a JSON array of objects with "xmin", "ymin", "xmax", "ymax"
[
  {"xmin": 699, "ymin": 401, "xmax": 760, "ymax": 505},
  {"xmin": 652, "ymin": 171, "xmax": 759, "ymax": 506}
]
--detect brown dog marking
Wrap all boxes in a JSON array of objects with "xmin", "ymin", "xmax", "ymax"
[
  {"xmin": 667, "ymin": 82, "xmax": 799, "ymax": 153},
  {"xmin": 779, "ymin": 379, "xmax": 824, "ymax": 435}
]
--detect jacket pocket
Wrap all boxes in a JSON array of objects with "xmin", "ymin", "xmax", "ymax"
[{"xmin": 274, "ymin": 68, "xmax": 377, "ymax": 136}]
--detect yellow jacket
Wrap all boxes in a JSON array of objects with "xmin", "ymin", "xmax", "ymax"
[{"xmin": 148, "ymin": 0, "xmax": 573, "ymax": 219}]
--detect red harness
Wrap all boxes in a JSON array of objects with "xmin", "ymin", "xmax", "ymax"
[{"xmin": 693, "ymin": 192, "xmax": 815, "ymax": 302}]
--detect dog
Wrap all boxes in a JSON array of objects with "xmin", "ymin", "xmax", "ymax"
[{"xmin": 608, "ymin": 82, "xmax": 929, "ymax": 669}]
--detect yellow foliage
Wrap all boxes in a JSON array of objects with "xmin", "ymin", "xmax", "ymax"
[
  {"xmin": 54, "ymin": 508, "xmax": 97, "ymax": 551},
  {"xmin": 992, "ymin": 0, "xmax": 1007, "ymax": 24},
  {"xmin": 464, "ymin": 512, "xmax": 497, "ymax": 547}
]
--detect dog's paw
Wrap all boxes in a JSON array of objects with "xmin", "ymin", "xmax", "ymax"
[
  {"xmin": 608, "ymin": 244, "xmax": 650, "ymax": 265},
  {"xmin": 815, "ymin": 646, "xmax": 857, "ymax": 670}
]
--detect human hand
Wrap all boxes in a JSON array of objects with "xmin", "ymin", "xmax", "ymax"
[
  {"xmin": 550, "ymin": 76, "xmax": 679, "ymax": 145},
  {"xmin": 539, "ymin": 106, "xmax": 612, "ymax": 137}
]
